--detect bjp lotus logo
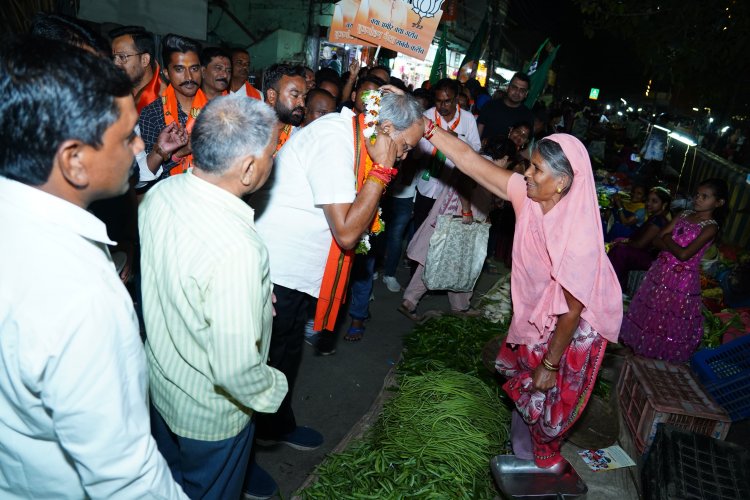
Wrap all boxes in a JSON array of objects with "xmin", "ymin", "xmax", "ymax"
[{"xmin": 411, "ymin": 0, "xmax": 444, "ymax": 29}]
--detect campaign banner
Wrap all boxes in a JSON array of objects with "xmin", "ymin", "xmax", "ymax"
[
  {"xmin": 351, "ymin": 0, "xmax": 444, "ymax": 61},
  {"xmin": 328, "ymin": 0, "xmax": 374, "ymax": 46}
]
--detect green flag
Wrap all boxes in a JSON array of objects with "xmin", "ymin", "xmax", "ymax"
[
  {"xmin": 458, "ymin": 11, "xmax": 489, "ymax": 81},
  {"xmin": 523, "ymin": 38, "xmax": 549, "ymax": 74},
  {"xmin": 524, "ymin": 43, "xmax": 559, "ymax": 108},
  {"xmin": 429, "ymin": 25, "xmax": 448, "ymax": 85}
]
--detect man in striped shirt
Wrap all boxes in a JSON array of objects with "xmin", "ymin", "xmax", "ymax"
[{"xmin": 139, "ymin": 95, "xmax": 287, "ymax": 500}]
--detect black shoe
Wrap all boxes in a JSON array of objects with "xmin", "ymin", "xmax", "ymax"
[
  {"xmin": 242, "ymin": 462, "xmax": 278, "ymax": 500},
  {"xmin": 256, "ymin": 426, "xmax": 324, "ymax": 450},
  {"xmin": 315, "ymin": 330, "xmax": 336, "ymax": 356}
]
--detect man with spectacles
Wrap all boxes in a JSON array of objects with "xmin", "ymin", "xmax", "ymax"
[
  {"xmin": 109, "ymin": 26, "xmax": 166, "ymax": 113},
  {"xmin": 477, "ymin": 72, "xmax": 534, "ymax": 143}
]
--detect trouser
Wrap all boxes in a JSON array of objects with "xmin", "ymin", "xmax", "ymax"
[
  {"xmin": 412, "ymin": 191, "xmax": 436, "ymax": 240},
  {"xmin": 254, "ymin": 284, "xmax": 314, "ymax": 439},
  {"xmin": 151, "ymin": 405, "xmax": 254, "ymax": 500},
  {"xmin": 402, "ymin": 262, "xmax": 472, "ymax": 312},
  {"xmin": 348, "ymin": 253, "xmax": 375, "ymax": 321},
  {"xmin": 510, "ymin": 410, "xmax": 534, "ymax": 460},
  {"xmin": 382, "ymin": 195, "xmax": 414, "ymax": 276}
]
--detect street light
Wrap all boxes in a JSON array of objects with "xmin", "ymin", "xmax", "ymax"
[{"xmin": 668, "ymin": 132, "xmax": 697, "ymax": 147}]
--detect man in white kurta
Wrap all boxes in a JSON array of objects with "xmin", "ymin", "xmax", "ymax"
[{"xmin": 0, "ymin": 36, "xmax": 185, "ymax": 499}]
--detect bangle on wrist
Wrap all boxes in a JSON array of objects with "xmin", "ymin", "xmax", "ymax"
[
  {"xmin": 462, "ymin": 210, "xmax": 473, "ymax": 217},
  {"xmin": 541, "ymin": 356, "xmax": 560, "ymax": 372},
  {"xmin": 152, "ymin": 144, "xmax": 170, "ymax": 162},
  {"xmin": 423, "ymin": 119, "xmax": 436, "ymax": 140}
]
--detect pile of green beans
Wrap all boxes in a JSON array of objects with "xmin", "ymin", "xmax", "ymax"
[
  {"xmin": 301, "ymin": 370, "xmax": 509, "ymax": 499},
  {"xmin": 299, "ymin": 316, "xmax": 515, "ymax": 499},
  {"xmin": 399, "ymin": 316, "xmax": 509, "ymax": 384}
]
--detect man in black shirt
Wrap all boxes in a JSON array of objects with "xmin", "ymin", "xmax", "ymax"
[{"xmin": 477, "ymin": 72, "xmax": 534, "ymax": 142}]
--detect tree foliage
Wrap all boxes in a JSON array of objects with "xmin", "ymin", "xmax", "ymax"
[{"xmin": 573, "ymin": 0, "xmax": 748, "ymax": 96}]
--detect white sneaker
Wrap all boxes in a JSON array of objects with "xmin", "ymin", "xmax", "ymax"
[
  {"xmin": 382, "ymin": 275, "xmax": 402, "ymax": 292},
  {"xmin": 372, "ymin": 271, "xmax": 379, "ymax": 281}
]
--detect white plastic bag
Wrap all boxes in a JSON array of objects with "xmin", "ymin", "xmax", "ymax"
[{"xmin": 423, "ymin": 215, "xmax": 490, "ymax": 292}]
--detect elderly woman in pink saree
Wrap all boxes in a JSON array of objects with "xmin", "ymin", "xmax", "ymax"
[{"xmin": 422, "ymin": 127, "xmax": 622, "ymax": 469}]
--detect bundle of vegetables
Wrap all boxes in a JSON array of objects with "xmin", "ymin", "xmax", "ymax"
[
  {"xmin": 476, "ymin": 273, "xmax": 513, "ymax": 324},
  {"xmin": 301, "ymin": 370, "xmax": 510, "ymax": 499},
  {"xmin": 399, "ymin": 315, "xmax": 509, "ymax": 384},
  {"xmin": 701, "ymin": 307, "xmax": 744, "ymax": 348}
]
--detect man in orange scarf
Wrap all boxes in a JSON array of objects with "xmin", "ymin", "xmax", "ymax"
[
  {"xmin": 263, "ymin": 64, "xmax": 307, "ymax": 152},
  {"xmin": 200, "ymin": 47, "xmax": 232, "ymax": 101},
  {"xmin": 138, "ymin": 34, "xmax": 207, "ymax": 182},
  {"xmin": 229, "ymin": 48, "xmax": 263, "ymax": 100},
  {"xmin": 110, "ymin": 26, "xmax": 166, "ymax": 113}
]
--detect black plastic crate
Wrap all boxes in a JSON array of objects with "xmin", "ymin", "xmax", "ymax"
[{"xmin": 642, "ymin": 424, "xmax": 750, "ymax": 500}]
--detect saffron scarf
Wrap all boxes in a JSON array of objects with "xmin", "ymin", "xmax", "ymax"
[
  {"xmin": 313, "ymin": 113, "xmax": 374, "ymax": 331},
  {"xmin": 245, "ymin": 82, "xmax": 262, "ymax": 100},
  {"xmin": 135, "ymin": 64, "xmax": 163, "ymax": 114},
  {"xmin": 162, "ymin": 85, "xmax": 208, "ymax": 176},
  {"xmin": 275, "ymin": 124, "xmax": 293, "ymax": 155}
]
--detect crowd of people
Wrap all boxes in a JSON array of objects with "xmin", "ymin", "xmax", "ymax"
[{"xmin": 0, "ymin": 11, "xmax": 737, "ymax": 500}]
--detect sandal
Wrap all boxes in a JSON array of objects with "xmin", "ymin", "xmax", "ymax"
[
  {"xmin": 452, "ymin": 307, "xmax": 482, "ymax": 318},
  {"xmin": 344, "ymin": 325, "xmax": 365, "ymax": 341},
  {"xmin": 397, "ymin": 302, "xmax": 423, "ymax": 322}
]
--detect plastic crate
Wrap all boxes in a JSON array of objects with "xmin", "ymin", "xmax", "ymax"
[
  {"xmin": 617, "ymin": 356, "xmax": 731, "ymax": 453},
  {"xmin": 642, "ymin": 424, "xmax": 750, "ymax": 500},
  {"xmin": 690, "ymin": 335, "xmax": 750, "ymax": 421}
]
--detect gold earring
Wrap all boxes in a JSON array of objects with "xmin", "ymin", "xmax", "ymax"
[{"xmin": 556, "ymin": 186, "xmax": 562, "ymax": 194}]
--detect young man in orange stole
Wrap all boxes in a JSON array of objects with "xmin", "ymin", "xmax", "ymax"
[
  {"xmin": 262, "ymin": 64, "xmax": 307, "ymax": 153},
  {"xmin": 137, "ymin": 34, "xmax": 208, "ymax": 182}
]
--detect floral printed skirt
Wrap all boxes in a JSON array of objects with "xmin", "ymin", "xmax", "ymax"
[{"xmin": 496, "ymin": 319, "xmax": 607, "ymax": 467}]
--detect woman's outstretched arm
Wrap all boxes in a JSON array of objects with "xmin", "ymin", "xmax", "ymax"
[{"xmin": 426, "ymin": 121, "xmax": 515, "ymax": 201}]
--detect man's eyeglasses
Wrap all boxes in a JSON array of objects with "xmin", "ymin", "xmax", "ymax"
[
  {"xmin": 508, "ymin": 84, "xmax": 529, "ymax": 94},
  {"xmin": 111, "ymin": 52, "xmax": 144, "ymax": 64}
]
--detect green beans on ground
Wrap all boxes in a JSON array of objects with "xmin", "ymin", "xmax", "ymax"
[
  {"xmin": 399, "ymin": 316, "xmax": 509, "ymax": 384},
  {"xmin": 300, "ymin": 370, "xmax": 510, "ymax": 499}
]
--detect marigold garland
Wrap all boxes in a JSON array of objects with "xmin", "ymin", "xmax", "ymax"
[{"xmin": 356, "ymin": 89, "xmax": 386, "ymax": 254}]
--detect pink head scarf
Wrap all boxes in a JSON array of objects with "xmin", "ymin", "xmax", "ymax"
[{"xmin": 509, "ymin": 133, "xmax": 622, "ymax": 344}]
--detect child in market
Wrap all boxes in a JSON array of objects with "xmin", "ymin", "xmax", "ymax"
[
  {"xmin": 608, "ymin": 186, "xmax": 672, "ymax": 289},
  {"xmin": 605, "ymin": 184, "xmax": 647, "ymax": 241},
  {"xmin": 619, "ymin": 178, "xmax": 729, "ymax": 362}
]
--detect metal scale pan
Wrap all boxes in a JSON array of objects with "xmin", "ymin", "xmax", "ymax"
[{"xmin": 490, "ymin": 455, "xmax": 588, "ymax": 499}]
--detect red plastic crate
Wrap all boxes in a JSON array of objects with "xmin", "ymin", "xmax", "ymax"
[{"xmin": 617, "ymin": 356, "xmax": 731, "ymax": 453}]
